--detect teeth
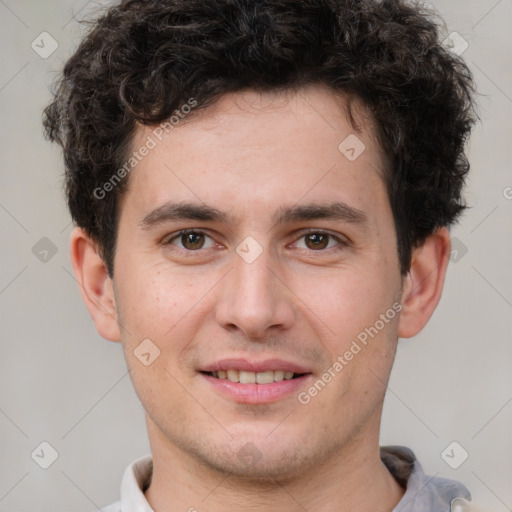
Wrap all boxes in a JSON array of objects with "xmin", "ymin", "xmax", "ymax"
[
  {"xmin": 273, "ymin": 370, "xmax": 285, "ymax": 381},
  {"xmin": 256, "ymin": 371, "xmax": 274, "ymax": 384},
  {"xmin": 239, "ymin": 370, "xmax": 256, "ymax": 384},
  {"xmin": 211, "ymin": 369, "xmax": 301, "ymax": 383},
  {"xmin": 227, "ymin": 369, "xmax": 239, "ymax": 382}
]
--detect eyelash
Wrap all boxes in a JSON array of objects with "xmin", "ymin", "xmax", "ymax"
[{"xmin": 163, "ymin": 228, "xmax": 349, "ymax": 254}]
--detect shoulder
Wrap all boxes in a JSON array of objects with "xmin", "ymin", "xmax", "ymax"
[
  {"xmin": 381, "ymin": 445, "xmax": 473, "ymax": 512},
  {"xmin": 99, "ymin": 501, "xmax": 121, "ymax": 512},
  {"xmin": 97, "ymin": 455, "xmax": 153, "ymax": 512}
]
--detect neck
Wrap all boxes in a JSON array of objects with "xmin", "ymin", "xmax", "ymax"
[{"xmin": 144, "ymin": 419, "xmax": 404, "ymax": 512}]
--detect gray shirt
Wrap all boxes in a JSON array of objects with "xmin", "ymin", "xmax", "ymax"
[{"xmin": 102, "ymin": 445, "xmax": 473, "ymax": 512}]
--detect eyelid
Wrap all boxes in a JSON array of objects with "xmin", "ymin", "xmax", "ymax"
[
  {"xmin": 164, "ymin": 228, "xmax": 217, "ymax": 250},
  {"xmin": 163, "ymin": 228, "xmax": 349, "ymax": 253},
  {"xmin": 289, "ymin": 228, "xmax": 350, "ymax": 251}
]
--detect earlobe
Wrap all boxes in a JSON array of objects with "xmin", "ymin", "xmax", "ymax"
[
  {"xmin": 69, "ymin": 227, "xmax": 122, "ymax": 342},
  {"xmin": 397, "ymin": 227, "xmax": 451, "ymax": 339}
]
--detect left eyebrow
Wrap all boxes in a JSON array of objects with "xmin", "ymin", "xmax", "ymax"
[
  {"xmin": 138, "ymin": 200, "xmax": 369, "ymax": 230},
  {"xmin": 271, "ymin": 201, "xmax": 369, "ymax": 226}
]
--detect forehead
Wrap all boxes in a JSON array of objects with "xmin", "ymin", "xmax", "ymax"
[{"xmin": 122, "ymin": 85, "xmax": 387, "ymax": 223}]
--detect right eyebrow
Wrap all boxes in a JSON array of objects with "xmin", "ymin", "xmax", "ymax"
[{"xmin": 139, "ymin": 201, "xmax": 233, "ymax": 230}]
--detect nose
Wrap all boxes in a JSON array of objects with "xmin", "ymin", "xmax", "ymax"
[{"xmin": 214, "ymin": 243, "xmax": 295, "ymax": 340}]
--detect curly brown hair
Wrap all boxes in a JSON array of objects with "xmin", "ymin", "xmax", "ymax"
[{"xmin": 43, "ymin": 0, "xmax": 477, "ymax": 277}]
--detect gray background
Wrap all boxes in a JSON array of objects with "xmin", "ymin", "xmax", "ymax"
[{"xmin": 0, "ymin": 0, "xmax": 511, "ymax": 510}]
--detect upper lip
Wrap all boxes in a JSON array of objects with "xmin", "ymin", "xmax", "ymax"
[{"xmin": 200, "ymin": 358, "xmax": 312, "ymax": 374}]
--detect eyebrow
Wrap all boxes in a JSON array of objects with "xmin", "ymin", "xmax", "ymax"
[{"xmin": 139, "ymin": 200, "xmax": 369, "ymax": 230}]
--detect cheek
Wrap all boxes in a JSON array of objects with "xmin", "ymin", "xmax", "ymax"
[
  {"xmin": 115, "ymin": 261, "xmax": 228, "ymax": 382},
  {"xmin": 308, "ymin": 267, "xmax": 395, "ymax": 343},
  {"xmin": 115, "ymin": 264, "xmax": 193, "ymax": 347},
  {"xmin": 115, "ymin": 267, "xmax": 202, "ymax": 416},
  {"xmin": 304, "ymin": 263, "xmax": 401, "ymax": 394}
]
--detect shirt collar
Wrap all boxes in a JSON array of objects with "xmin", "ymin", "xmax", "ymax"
[
  {"xmin": 113, "ymin": 447, "xmax": 472, "ymax": 512},
  {"xmin": 381, "ymin": 446, "xmax": 472, "ymax": 512},
  {"xmin": 118, "ymin": 454, "xmax": 154, "ymax": 512}
]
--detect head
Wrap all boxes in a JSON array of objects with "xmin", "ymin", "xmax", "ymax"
[{"xmin": 44, "ymin": 0, "xmax": 476, "ymax": 481}]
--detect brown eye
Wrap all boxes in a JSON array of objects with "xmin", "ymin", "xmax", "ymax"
[
  {"xmin": 304, "ymin": 233, "xmax": 330, "ymax": 250},
  {"xmin": 293, "ymin": 231, "xmax": 346, "ymax": 252},
  {"xmin": 166, "ymin": 230, "xmax": 215, "ymax": 251},
  {"xmin": 181, "ymin": 232, "xmax": 205, "ymax": 250}
]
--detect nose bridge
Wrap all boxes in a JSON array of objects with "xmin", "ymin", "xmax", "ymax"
[{"xmin": 215, "ymin": 242, "xmax": 293, "ymax": 338}]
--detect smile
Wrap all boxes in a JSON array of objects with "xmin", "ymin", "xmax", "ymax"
[{"xmin": 204, "ymin": 369, "xmax": 302, "ymax": 384}]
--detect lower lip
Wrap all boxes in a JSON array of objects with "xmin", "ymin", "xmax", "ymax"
[{"xmin": 201, "ymin": 373, "xmax": 312, "ymax": 404}]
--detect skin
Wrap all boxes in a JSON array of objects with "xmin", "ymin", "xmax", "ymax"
[{"xmin": 70, "ymin": 84, "xmax": 451, "ymax": 512}]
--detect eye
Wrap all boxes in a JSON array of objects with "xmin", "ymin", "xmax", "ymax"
[
  {"xmin": 166, "ymin": 230, "xmax": 216, "ymax": 251},
  {"xmin": 163, "ymin": 229, "xmax": 348, "ymax": 254},
  {"xmin": 293, "ymin": 231, "xmax": 346, "ymax": 251}
]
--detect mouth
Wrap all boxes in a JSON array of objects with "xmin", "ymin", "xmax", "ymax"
[
  {"xmin": 198, "ymin": 360, "xmax": 313, "ymax": 404},
  {"xmin": 201, "ymin": 369, "xmax": 306, "ymax": 384}
]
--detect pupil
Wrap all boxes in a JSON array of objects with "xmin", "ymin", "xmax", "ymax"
[
  {"xmin": 307, "ymin": 233, "xmax": 328, "ymax": 250},
  {"xmin": 183, "ymin": 233, "xmax": 203, "ymax": 249}
]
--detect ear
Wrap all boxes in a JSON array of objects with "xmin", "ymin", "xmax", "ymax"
[
  {"xmin": 398, "ymin": 227, "xmax": 451, "ymax": 338},
  {"xmin": 69, "ymin": 227, "xmax": 121, "ymax": 342}
]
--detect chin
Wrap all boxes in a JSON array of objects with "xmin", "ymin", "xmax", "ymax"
[
  {"xmin": 200, "ymin": 449, "xmax": 313, "ymax": 483},
  {"xmin": 183, "ymin": 429, "xmax": 334, "ymax": 484}
]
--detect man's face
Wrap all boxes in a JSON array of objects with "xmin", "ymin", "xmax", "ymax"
[{"xmin": 112, "ymin": 85, "xmax": 404, "ymax": 479}]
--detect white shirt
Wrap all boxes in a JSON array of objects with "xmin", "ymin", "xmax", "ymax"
[{"xmin": 102, "ymin": 446, "xmax": 473, "ymax": 512}]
